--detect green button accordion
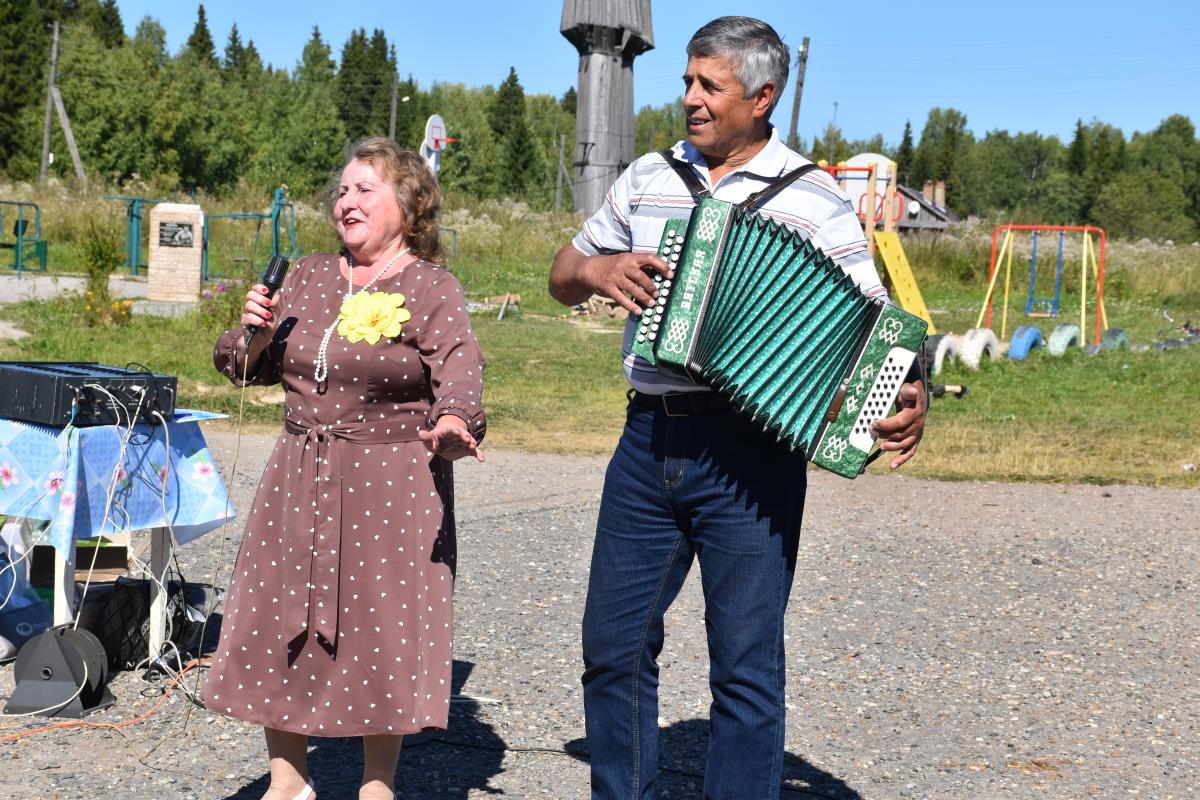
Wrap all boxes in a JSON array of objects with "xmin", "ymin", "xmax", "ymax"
[{"xmin": 631, "ymin": 197, "xmax": 928, "ymax": 478}]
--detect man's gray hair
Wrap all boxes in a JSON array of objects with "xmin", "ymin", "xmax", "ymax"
[{"xmin": 687, "ymin": 16, "xmax": 790, "ymax": 116}]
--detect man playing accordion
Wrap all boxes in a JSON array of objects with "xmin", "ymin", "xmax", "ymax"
[{"xmin": 550, "ymin": 15, "xmax": 928, "ymax": 800}]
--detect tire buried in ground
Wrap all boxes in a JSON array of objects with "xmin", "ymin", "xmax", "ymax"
[{"xmin": 959, "ymin": 328, "xmax": 1000, "ymax": 370}]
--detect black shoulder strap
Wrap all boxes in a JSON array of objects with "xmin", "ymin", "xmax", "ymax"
[
  {"xmin": 736, "ymin": 162, "xmax": 823, "ymax": 212},
  {"xmin": 660, "ymin": 150, "xmax": 824, "ymax": 211},
  {"xmin": 659, "ymin": 148, "xmax": 711, "ymax": 200}
]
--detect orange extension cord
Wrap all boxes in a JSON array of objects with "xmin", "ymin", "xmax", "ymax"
[{"xmin": 0, "ymin": 657, "xmax": 210, "ymax": 743}]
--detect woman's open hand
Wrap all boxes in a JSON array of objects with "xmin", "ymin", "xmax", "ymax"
[{"xmin": 419, "ymin": 415, "xmax": 484, "ymax": 462}]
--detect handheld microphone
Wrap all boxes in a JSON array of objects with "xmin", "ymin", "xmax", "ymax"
[{"xmin": 245, "ymin": 254, "xmax": 290, "ymax": 345}]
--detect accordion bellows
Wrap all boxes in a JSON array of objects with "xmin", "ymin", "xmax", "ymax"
[{"xmin": 631, "ymin": 198, "xmax": 927, "ymax": 478}]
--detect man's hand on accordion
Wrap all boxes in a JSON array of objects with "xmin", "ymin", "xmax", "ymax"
[
  {"xmin": 551, "ymin": 246, "xmax": 671, "ymax": 316},
  {"xmin": 870, "ymin": 380, "xmax": 927, "ymax": 470}
]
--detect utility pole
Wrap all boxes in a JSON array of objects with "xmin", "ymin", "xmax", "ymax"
[
  {"xmin": 39, "ymin": 21, "xmax": 60, "ymax": 182},
  {"xmin": 786, "ymin": 37, "xmax": 809, "ymax": 151},
  {"xmin": 51, "ymin": 87, "xmax": 87, "ymax": 188},
  {"xmin": 555, "ymin": 133, "xmax": 566, "ymax": 212},
  {"xmin": 388, "ymin": 73, "xmax": 399, "ymax": 140},
  {"xmin": 829, "ymin": 101, "xmax": 839, "ymax": 165},
  {"xmin": 556, "ymin": 132, "xmax": 576, "ymax": 212}
]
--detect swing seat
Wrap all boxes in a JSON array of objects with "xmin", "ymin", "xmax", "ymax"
[{"xmin": 1026, "ymin": 297, "xmax": 1059, "ymax": 318}]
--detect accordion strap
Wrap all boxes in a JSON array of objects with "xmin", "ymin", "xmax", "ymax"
[
  {"xmin": 659, "ymin": 149, "xmax": 712, "ymax": 199},
  {"xmin": 659, "ymin": 148, "xmax": 824, "ymax": 212},
  {"xmin": 736, "ymin": 162, "xmax": 824, "ymax": 212}
]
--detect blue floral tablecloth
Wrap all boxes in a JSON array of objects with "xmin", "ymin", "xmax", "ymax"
[{"xmin": 0, "ymin": 410, "xmax": 236, "ymax": 552}]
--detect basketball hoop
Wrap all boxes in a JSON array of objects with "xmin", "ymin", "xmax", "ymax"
[{"xmin": 421, "ymin": 114, "xmax": 452, "ymax": 174}]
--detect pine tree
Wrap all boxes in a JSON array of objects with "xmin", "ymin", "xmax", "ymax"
[
  {"xmin": 1066, "ymin": 119, "xmax": 1088, "ymax": 176},
  {"xmin": 895, "ymin": 120, "xmax": 914, "ymax": 186},
  {"xmin": 223, "ymin": 24, "xmax": 245, "ymax": 76},
  {"xmin": 0, "ymin": 0, "xmax": 51, "ymax": 170},
  {"xmin": 501, "ymin": 115, "xmax": 541, "ymax": 197},
  {"xmin": 489, "ymin": 67, "xmax": 525, "ymax": 140},
  {"xmin": 393, "ymin": 75, "xmax": 424, "ymax": 148},
  {"xmin": 365, "ymin": 29, "xmax": 392, "ymax": 137},
  {"xmin": 560, "ymin": 86, "xmax": 576, "ymax": 115},
  {"xmin": 274, "ymin": 26, "xmax": 348, "ymax": 194},
  {"xmin": 1081, "ymin": 123, "xmax": 1125, "ymax": 222},
  {"xmin": 185, "ymin": 4, "xmax": 216, "ymax": 66},
  {"xmin": 243, "ymin": 39, "xmax": 264, "ymax": 77},
  {"xmin": 336, "ymin": 28, "xmax": 395, "ymax": 141},
  {"xmin": 336, "ymin": 29, "xmax": 368, "ymax": 138},
  {"xmin": 85, "ymin": 0, "xmax": 124, "ymax": 48}
]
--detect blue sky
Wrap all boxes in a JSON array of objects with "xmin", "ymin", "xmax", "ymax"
[{"xmin": 118, "ymin": 0, "xmax": 1199, "ymax": 148}]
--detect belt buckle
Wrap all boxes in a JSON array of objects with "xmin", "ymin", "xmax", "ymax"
[{"xmin": 662, "ymin": 393, "xmax": 693, "ymax": 417}]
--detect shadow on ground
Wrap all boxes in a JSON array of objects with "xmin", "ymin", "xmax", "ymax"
[
  {"xmin": 220, "ymin": 660, "xmax": 506, "ymax": 799},
  {"xmin": 565, "ymin": 718, "xmax": 862, "ymax": 800}
]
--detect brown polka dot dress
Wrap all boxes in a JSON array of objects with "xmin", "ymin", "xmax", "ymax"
[{"xmin": 202, "ymin": 254, "xmax": 485, "ymax": 737}]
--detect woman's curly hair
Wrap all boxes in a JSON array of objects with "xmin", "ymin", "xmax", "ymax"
[{"xmin": 325, "ymin": 137, "xmax": 445, "ymax": 265}]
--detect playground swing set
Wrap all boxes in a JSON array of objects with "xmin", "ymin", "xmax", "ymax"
[
  {"xmin": 816, "ymin": 156, "xmax": 1120, "ymax": 375},
  {"xmin": 977, "ymin": 223, "xmax": 1109, "ymax": 347}
]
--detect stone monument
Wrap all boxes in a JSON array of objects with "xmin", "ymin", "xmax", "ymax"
[{"xmin": 146, "ymin": 202, "xmax": 204, "ymax": 308}]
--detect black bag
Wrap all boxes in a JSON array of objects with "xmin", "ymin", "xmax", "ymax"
[{"xmin": 98, "ymin": 576, "xmax": 217, "ymax": 670}]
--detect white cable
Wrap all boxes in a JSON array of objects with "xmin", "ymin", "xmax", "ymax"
[{"xmin": 71, "ymin": 384, "xmax": 144, "ymax": 631}]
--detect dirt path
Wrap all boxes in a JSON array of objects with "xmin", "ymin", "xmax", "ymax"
[{"xmin": 1, "ymin": 430, "xmax": 1196, "ymax": 799}]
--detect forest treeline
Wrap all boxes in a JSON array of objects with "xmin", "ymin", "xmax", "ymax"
[{"xmin": 1, "ymin": 3, "xmax": 1197, "ymax": 241}]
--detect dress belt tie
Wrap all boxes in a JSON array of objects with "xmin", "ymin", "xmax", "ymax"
[{"xmin": 282, "ymin": 416, "xmax": 425, "ymax": 651}]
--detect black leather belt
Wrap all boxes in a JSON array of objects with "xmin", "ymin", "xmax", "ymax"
[{"xmin": 628, "ymin": 389, "xmax": 730, "ymax": 416}]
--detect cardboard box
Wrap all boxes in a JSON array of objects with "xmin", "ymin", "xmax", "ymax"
[{"xmin": 29, "ymin": 539, "xmax": 129, "ymax": 588}]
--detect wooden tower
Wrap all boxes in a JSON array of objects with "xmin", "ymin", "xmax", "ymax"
[{"xmin": 561, "ymin": 0, "xmax": 654, "ymax": 214}]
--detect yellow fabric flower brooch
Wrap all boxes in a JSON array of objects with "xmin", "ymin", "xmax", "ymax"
[{"xmin": 336, "ymin": 291, "xmax": 412, "ymax": 344}]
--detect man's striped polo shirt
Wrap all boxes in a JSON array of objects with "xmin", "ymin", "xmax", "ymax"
[{"xmin": 571, "ymin": 127, "xmax": 887, "ymax": 395}]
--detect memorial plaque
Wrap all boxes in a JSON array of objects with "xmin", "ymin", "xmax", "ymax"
[
  {"xmin": 158, "ymin": 221, "xmax": 194, "ymax": 248},
  {"xmin": 148, "ymin": 203, "xmax": 204, "ymax": 303}
]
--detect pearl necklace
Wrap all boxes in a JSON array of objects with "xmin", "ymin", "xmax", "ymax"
[{"xmin": 313, "ymin": 247, "xmax": 409, "ymax": 384}]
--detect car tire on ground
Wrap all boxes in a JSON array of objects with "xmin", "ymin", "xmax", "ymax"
[
  {"xmin": 1007, "ymin": 325, "xmax": 1044, "ymax": 361},
  {"xmin": 959, "ymin": 328, "xmax": 1000, "ymax": 370},
  {"xmin": 932, "ymin": 334, "xmax": 961, "ymax": 376},
  {"xmin": 1100, "ymin": 328, "xmax": 1129, "ymax": 351},
  {"xmin": 1047, "ymin": 323, "xmax": 1081, "ymax": 357}
]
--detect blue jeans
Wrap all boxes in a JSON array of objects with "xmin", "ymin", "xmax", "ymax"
[{"xmin": 582, "ymin": 403, "xmax": 808, "ymax": 800}]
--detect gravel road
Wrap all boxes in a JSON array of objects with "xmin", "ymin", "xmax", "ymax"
[{"xmin": 1, "ymin": 428, "xmax": 1196, "ymax": 799}]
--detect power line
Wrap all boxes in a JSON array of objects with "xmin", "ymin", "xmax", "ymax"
[{"xmin": 800, "ymin": 79, "xmax": 1198, "ymax": 101}]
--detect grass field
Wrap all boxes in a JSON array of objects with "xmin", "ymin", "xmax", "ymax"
[{"xmin": 1, "ymin": 288, "xmax": 1197, "ymax": 487}]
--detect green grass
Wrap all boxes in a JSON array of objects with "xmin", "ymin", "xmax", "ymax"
[
  {"xmin": 886, "ymin": 340, "xmax": 1200, "ymax": 486},
  {"xmin": 470, "ymin": 314, "xmax": 627, "ymax": 454},
  {"xmin": 2, "ymin": 294, "xmax": 1197, "ymax": 487},
  {"xmin": 0, "ymin": 298, "xmax": 629, "ymax": 452}
]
